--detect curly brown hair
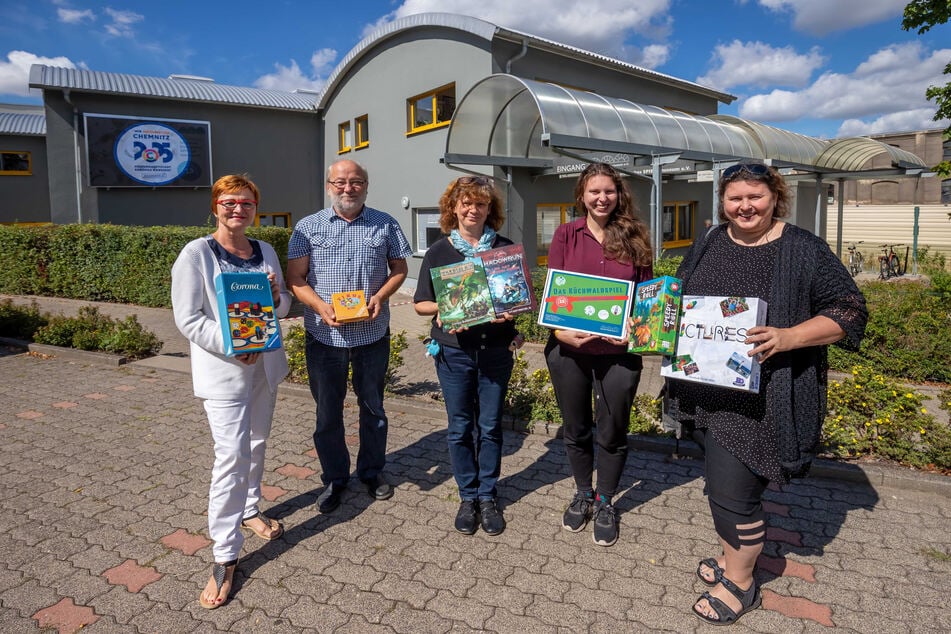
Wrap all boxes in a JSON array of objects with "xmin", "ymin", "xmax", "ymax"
[
  {"xmin": 717, "ymin": 163, "xmax": 791, "ymax": 221},
  {"xmin": 438, "ymin": 176, "xmax": 505, "ymax": 234},
  {"xmin": 573, "ymin": 163, "xmax": 652, "ymax": 267}
]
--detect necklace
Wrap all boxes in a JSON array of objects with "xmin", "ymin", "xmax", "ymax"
[{"xmin": 728, "ymin": 218, "xmax": 777, "ymax": 247}]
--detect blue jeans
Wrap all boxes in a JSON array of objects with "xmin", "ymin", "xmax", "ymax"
[
  {"xmin": 434, "ymin": 344, "xmax": 514, "ymax": 500},
  {"xmin": 306, "ymin": 332, "xmax": 390, "ymax": 486}
]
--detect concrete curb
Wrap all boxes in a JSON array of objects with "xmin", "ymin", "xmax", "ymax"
[{"xmin": 0, "ymin": 337, "xmax": 129, "ymax": 367}]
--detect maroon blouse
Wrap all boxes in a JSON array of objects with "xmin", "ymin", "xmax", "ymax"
[{"xmin": 547, "ymin": 217, "xmax": 652, "ymax": 355}]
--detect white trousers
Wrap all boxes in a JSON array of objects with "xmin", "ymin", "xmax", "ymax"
[{"xmin": 202, "ymin": 362, "xmax": 276, "ymax": 562}]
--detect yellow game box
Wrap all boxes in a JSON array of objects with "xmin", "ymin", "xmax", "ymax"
[{"xmin": 331, "ymin": 290, "xmax": 369, "ymax": 323}]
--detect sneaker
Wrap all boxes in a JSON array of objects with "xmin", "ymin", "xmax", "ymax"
[
  {"xmin": 479, "ymin": 499, "xmax": 505, "ymax": 536},
  {"xmin": 562, "ymin": 491, "xmax": 593, "ymax": 532},
  {"xmin": 592, "ymin": 499, "xmax": 619, "ymax": 547},
  {"xmin": 454, "ymin": 500, "xmax": 478, "ymax": 535}
]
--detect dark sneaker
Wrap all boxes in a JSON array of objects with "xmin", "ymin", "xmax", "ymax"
[
  {"xmin": 317, "ymin": 482, "xmax": 346, "ymax": 513},
  {"xmin": 454, "ymin": 500, "xmax": 478, "ymax": 535},
  {"xmin": 562, "ymin": 491, "xmax": 593, "ymax": 532},
  {"xmin": 361, "ymin": 475, "xmax": 393, "ymax": 501},
  {"xmin": 592, "ymin": 499, "xmax": 619, "ymax": 547},
  {"xmin": 479, "ymin": 499, "xmax": 505, "ymax": 536}
]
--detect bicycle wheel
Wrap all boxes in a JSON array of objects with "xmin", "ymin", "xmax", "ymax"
[
  {"xmin": 880, "ymin": 257, "xmax": 890, "ymax": 279},
  {"xmin": 889, "ymin": 254, "xmax": 901, "ymax": 276},
  {"xmin": 849, "ymin": 257, "xmax": 859, "ymax": 277}
]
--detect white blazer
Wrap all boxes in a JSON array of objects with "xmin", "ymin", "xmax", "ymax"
[{"xmin": 171, "ymin": 236, "xmax": 291, "ymax": 400}]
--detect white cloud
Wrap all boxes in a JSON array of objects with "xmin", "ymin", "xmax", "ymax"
[
  {"xmin": 104, "ymin": 8, "xmax": 143, "ymax": 38},
  {"xmin": 253, "ymin": 48, "xmax": 338, "ymax": 93},
  {"xmin": 757, "ymin": 0, "xmax": 907, "ymax": 36},
  {"xmin": 697, "ymin": 40, "xmax": 825, "ymax": 91},
  {"xmin": 0, "ymin": 50, "xmax": 77, "ymax": 97},
  {"xmin": 57, "ymin": 8, "xmax": 94, "ymax": 24},
  {"xmin": 837, "ymin": 108, "xmax": 947, "ymax": 136},
  {"xmin": 738, "ymin": 42, "xmax": 951, "ymax": 135},
  {"xmin": 367, "ymin": 0, "xmax": 674, "ymax": 67}
]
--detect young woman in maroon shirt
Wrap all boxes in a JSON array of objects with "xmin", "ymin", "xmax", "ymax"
[{"xmin": 545, "ymin": 163, "xmax": 653, "ymax": 547}]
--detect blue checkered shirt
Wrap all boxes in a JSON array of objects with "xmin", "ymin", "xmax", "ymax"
[{"xmin": 288, "ymin": 206, "xmax": 412, "ymax": 347}]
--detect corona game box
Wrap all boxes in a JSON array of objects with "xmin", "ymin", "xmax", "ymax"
[
  {"xmin": 214, "ymin": 272, "xmax": 282, "ymax": 356},
  {"xmin": 331, "ymin": 290, "xmax": 369, "ymax": 323},
  {"xmin": 660, "ymin": 295, "xmax": 767, "ymax": 392},
  {"xmin": 628, "ymin": 276, "xmax": 682, "ymax": 355}
]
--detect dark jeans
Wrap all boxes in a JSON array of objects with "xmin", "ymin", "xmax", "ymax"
[
  {"xmin": 306, "ymin": 332, "xmax": 390, "ymax": 486},
  {"xmin": 434, "ymin": 344, "xmax": 514, "ymax": 500},
  {"xmin": 545, "ymin": 338, "xmax": 642, "ymax": 496}
]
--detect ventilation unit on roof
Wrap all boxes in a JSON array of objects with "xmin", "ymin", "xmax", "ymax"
[{"xmin": 168, "ymin": 74, "xmax": 215, "ymax": 82}]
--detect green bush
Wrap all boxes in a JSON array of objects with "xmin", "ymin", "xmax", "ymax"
[
  {"xmin": 629, "ymin": 393, "xmax": 663, "ymax": 434},
  {"xmin": 823, "ymin": 365, "xmax": 951, "ymax": 470},
  {"xmin": 283, "ymin": 323, "xmax": 408, "ymax": 393},
  {"xmin": 829, "ymin": 280, "xmax": 951, "ymax": 383},
  {"xmin": 0, "ymin": 224, "xmax": 291, "ymax": 307},
  {"xmin": 0, "ymin": 299, "xmax": 48, "ymax": 339},
  {"xmin": 514, "ymin": 267, "xmax": 550, "ymax": 344},
  {"xmin": 505, "ymin": 351, "xmax": 560, "ymax": 425},
  {"xmin": 33, "ymin": 306, "xmax": 162, "ymax": 359},
  {"xmin": 653, "ymin": 254, "xmax": 683, "ymax": 278}
]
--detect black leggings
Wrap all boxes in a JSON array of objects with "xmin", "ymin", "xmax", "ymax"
[{"xmin": 693, "ymin": 427, "xmax": 767, "ymax": 550}]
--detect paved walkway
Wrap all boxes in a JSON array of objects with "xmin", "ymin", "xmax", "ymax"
[{"xmin": 0, "ymin": 293, "xmax": 949, "ymax": 632}]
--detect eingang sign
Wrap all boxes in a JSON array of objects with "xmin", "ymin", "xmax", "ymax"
[{"xmin": 84, "ymin": 113, "xmax": 212, "ymax": 187}]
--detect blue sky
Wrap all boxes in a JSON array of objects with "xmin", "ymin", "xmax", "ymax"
[{"xmin": 2, "ymin": 0, "xmax": 949, "ymax": 139}]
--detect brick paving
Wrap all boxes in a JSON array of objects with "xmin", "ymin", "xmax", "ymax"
[{"xmin": 0, "ymin": 292, "xmax": 949, "ymax": 632}]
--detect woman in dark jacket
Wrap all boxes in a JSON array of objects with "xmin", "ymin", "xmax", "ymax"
[{"xmin": 665, "ymin": 163, "xmax": 868, "ymax": 625}]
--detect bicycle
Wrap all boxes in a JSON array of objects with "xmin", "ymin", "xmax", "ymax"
[
  {"xmin": 846, "ymin": 241, "xmax": 864, "ymax": 277},
  {"xmin": 878, "ymin": 244, "xmax": 904, "ymax": 280}
]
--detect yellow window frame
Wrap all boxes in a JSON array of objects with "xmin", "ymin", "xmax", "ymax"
[
  {"xmin": 661, "ymin": 200, "xmax": 697, "ymax": 249},
  {"xmin": 0, "ymin": 151, "xmax": 32, "ymax": 175},
  {"xmin": 254, "ymin": 212, "xmax": 291, "ymax": 228},
  {"xmin": 354, "ymin": 114, "xmax": 369, "ymax": 149},
  {"xmin": 337, "ymin": 121, "xmax": 352, "ymax": 154},
  {"xmin": 406, "ymin": 83, "xmax": 455, "ymax": 136}
]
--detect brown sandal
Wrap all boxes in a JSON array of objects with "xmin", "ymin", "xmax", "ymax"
[
  {"xmin": 241, "ymin": 512, "xmax": 284, "ymax": 540},
  {"xmin": 198, "ymin": 559, "xmax": 237, "ymax": 609}
]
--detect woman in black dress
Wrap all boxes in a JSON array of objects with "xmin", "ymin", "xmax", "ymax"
[{"xmin": 666, "ymin": 163, "xmax": 868, "ymax": 625}]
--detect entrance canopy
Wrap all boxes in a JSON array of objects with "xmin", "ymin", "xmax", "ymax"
[{"xmin": 445, "ymin": 74, "xmax": 927, "ymax": 176}]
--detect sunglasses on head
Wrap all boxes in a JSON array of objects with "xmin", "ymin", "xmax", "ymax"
[
  {"xmin": 722, "ymin": 163, "xmax": 772, "ymax": 180},
  {"xmin": 457, "ymin": 175, "xmax": 491, "ymax": 186}
]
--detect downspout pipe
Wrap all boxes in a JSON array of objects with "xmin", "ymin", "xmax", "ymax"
[
  {"xmin": 61, "ymin": 88, "xmax": 83, "ymax": 224},
  {"xmin": 505, "ymin": 38, "xmax": 529, "ymax": 73}
]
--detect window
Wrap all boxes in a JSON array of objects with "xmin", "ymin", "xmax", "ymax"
[
  {"xmin": 255, "ymin": 213, "xmax": 290, "ymax": 228},
  {"xmin": 407, "ymin": 84, "xmax": 455, "ymax": 135},
  {"xmin": 355, "ymin": 115, "xmax": 369, "ymax": 149},
  {"xmin": 0, "ymin": 151, "xmax": 31, "ymax": 175},
  {"xmin": 414, "ymin": 208, "xmax": 443, "ymax": 254},
  {"xmin": 337, "ymin": 121, "xmax": 351, "ymax": 153},
  {"xmin": 536, "ymin": 203, "xmax": 577, "ymax": 265},
  {"xmin": 662, "ymin": 201, "xmax": 696, "ymax": 248}
]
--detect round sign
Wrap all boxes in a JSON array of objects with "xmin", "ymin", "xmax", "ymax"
[{"xmin": 114, "ymin": 122, "xmax": 191, "ymax": 185}]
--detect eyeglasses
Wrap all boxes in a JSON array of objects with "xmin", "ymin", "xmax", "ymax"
[
  {"xmin": 721, "ymin": 163, "xmax": 772, "ymax": 180},
  {"xmin": 327, "ymin": 179, "xmax": 367, "ymax": 189},
  {"xmin": 217, "ymin": 199, "xmax": 257, "ymax": 211}
]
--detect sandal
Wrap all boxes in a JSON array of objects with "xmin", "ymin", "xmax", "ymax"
[
  {"xmin": 696, "ymin": 557, "xmax": 724, "ymax": 587},
  {"xmin": 693, "ymin": 575, "xmax": 761, "ymax": 626},
  {"xmin": 198, "ymin": 559, "xmax": 237, "ymax": 609},
  {"xmin": 241, "ymin": 512, "xmax": 284, "ymax": 540}
]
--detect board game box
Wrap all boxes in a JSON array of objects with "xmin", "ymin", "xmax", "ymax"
[
  {"xmin": 480, "ymin": 243, "xmax": 537, "ymax": 317},
  {"xmin": 214, "ymin": 271, "xmax": 282, "ymax": 356},
  {"xmin": 331, "ymin": 289, "xmax": 369, "ymax": 323},
  {"xmin": 537, "ymin": 269, "xmax": 634, "ymax": 339},
  {"xmin": 430, "ymin": 258, "xmax": 495, "ymax": 330},
  {"xmin": 628, "ymin": 275, "xmax": 682, "ymax": 354},
  {"xmin": 660, "ymin": 295, "xmax": 767, "ymax": 392}
]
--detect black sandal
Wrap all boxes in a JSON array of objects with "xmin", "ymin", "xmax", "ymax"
[
  {"xmin": 693, "ymin": 575, "xmax": 761, "ymax": 626},
  {"xmin": 241, "ymin": 512, "xmax": 284, "ymax": 540},
  {"xmin": 198, "ymin": 559, "xmax": 237, "ymax": 609},
  {"xmin": 696, "ymin": 557, "xmax": 724, "ymax": 587}
]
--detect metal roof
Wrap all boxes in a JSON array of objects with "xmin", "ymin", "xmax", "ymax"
[
  {"xmin": 445, "ymin": 74, "xmax": 930, "ymax": 175},
  {"xmin": 28, "ymin": 65, "xmax": 319, "ymax": 112},
  {"xmin": 317, "ymin": 12, "xmax": 734, "ymax": 110},
  {"xmin": 0, "ymin": 112, "xmax": 46, "ymax": 136}
]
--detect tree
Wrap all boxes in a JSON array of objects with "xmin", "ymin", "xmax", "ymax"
[{"xmin": 902, "ymin": 0, "xmax": 951, "ymax": 179}]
